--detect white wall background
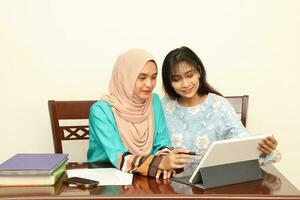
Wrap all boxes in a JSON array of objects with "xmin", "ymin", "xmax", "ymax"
[{"xmin": 0, "ymin": 0, "xmax": 299, "ymax": 189}]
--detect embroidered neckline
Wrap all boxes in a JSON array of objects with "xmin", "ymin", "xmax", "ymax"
[{"xmin": 175, "ymin": 93, "xmax": 211, "ymax": 111}]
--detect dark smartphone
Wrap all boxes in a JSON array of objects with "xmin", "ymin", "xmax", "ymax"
[{"xmin": 65, "ymin": 177, "xmax": 99, "ymax": 188}]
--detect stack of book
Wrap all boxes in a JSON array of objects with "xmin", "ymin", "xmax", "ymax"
[
  {"xmin": 0, "ymin": 173, "xmax": 67, "ymax": 196},
  {"xmin": 0, "ymin": 153, "xmax": 68, "ymax": 186}
]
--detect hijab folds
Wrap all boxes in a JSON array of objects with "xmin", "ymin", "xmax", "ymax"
[{"xmin": 102, "ymin": 49, "xmax": 156, "ymax": 155}]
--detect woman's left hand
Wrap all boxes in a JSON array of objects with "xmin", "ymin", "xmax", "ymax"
[{"xmin": 258, "ymin": 136, "xmax": 278, "ymax": 157}]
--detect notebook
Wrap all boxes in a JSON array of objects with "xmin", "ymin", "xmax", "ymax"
[
  {"xmin": 0, "ymin": 164, "xmax": 66, "ymax": 186},
  {"xmin": 0, "ymin": 173, "xmax": 66, "ymax": 196},
  {"xmin": 0, "ymin": 153, "xmax": 68, "ymax": 176}
]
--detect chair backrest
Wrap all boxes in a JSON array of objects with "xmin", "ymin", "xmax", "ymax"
[
  {"xmin": 48, "ymin": 96, "xmax": 248, "ymax": 161},
  {"xmin": 225, "ymin": 95, "xmax": 249, "ymax": 127},
  {"xmin": 48, "ymin": 100, "xmax": 96, "ymax": 161}
]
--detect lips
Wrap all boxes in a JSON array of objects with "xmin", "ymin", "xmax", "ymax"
[
  {"xmin": 142, "ymin": 90, "xmax": 152, "ymax": 93},
  {"xmin": 181, "ymin": 87, "xmax": 193, "ymax": 94}
]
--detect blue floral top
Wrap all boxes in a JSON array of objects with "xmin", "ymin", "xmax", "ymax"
[{"xmin": 161, "ymin": 93, "xmax": 281, "ymax": 165}]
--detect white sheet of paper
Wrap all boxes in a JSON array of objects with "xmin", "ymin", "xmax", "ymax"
[{"xmin": 67, "ymin": 168, "xmax": 133, "ymax": 186}]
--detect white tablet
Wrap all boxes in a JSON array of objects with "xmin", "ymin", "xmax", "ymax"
[{"xmin": 189, "ymin": 134, "xmax": 268, "ymax": 184}]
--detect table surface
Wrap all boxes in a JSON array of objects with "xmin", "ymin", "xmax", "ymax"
[{"xmin": 0, "ymin": 162, "xmax": 299, "ymax": 200}]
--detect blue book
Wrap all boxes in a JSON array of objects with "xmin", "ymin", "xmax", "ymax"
[{"xmin": 0, "ymin": 153, "xmax": 68, "ymax": 176}]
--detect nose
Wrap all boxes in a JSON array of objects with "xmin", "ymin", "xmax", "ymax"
[
  {"xmin": 181, "ymin": 78, "xmax": 189, "ymax": 87},
  {"xmin": 145, "ymin": 78, "xmax": 152, "ymax": 88}
]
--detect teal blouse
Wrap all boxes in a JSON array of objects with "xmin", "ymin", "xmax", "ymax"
[{"xmin": 87, "ymin": 93, "xmax": 171, "ymax": 167}]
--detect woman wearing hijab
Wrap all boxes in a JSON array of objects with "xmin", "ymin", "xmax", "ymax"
[{"xmin": 88, "ymin": 49, "xmax": 191, "ymax": 179}]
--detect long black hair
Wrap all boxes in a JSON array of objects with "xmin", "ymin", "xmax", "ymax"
[{"xmin": 162, "ymin": 46, "xmax": 222, "ymax": 99}]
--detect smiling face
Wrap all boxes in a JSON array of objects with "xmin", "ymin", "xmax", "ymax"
[
  {"xmin": 133, "ymin": 61, "xmax": 157, "ymax": 102},
  {"xmin": 170, "ymin": 62, "xmax": 200, "ymax": 100}
]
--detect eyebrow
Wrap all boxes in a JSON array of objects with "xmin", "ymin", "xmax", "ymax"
[
  {"xmin": 172, "ymin": 69, "xmax": 194, "ymax": 76},
  {"xmin": 138, "ymin": 72, "xmax": 157, "ymax": 76}
]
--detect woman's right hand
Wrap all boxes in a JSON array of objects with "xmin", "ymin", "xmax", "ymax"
[
  {"xmin": 158, "ymin": 148, "xmax": 192, "ymax": 170},
  {"xmin": 155, "ymin": 169, "xmax": 175, "ymax": 179}
]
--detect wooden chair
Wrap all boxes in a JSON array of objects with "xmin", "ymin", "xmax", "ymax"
[
  {"xmin": 225, "ymin": 95, "xmax": 249, "ymax": 127},
  {"xmin": 48, "ymin": 100, "xmax": 96, "ymax": 161},
  {"xmin": 48, "ymin": 96, "xmax": 248, "ymax": 161}
]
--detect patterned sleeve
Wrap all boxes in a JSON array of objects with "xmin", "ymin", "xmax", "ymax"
[
  {"xmin": 119, "ymin": 147, "xmax": 171, "ymax": 177},
  {"xmin": 218, "ymin": 97, "xmax": 281, "ymax": 165},
  {"xmin": 259, "ymin": 150, "xmax": 281, "ymax": 166}
]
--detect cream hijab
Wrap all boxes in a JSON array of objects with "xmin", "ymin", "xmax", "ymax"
[{"xmin": 102, "ymin": 49, "xmax": 156, "ymax": 155}]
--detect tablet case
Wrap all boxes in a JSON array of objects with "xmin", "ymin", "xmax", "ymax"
[{"xmin": 173, "ymin": 159, "xmax": 263, "ymax": 189}]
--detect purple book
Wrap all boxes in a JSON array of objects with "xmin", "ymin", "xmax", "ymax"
[{"xmin": 0, "ymin": 153, "xmax": 68, "ymax": 176}]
